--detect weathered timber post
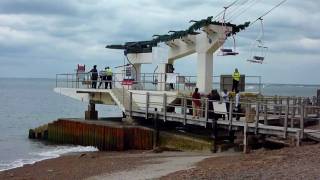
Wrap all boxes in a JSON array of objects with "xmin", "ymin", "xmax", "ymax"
[
  {"xmin": 56, "ymin": 74, "xmax": 58, "ymax": 88},
  {"xmin": 273, "ymin": 95, "xmax": 277, "ymax": 115},
  {"xmin": 153, "ymin": 108, "xmax": 160, "ymax": 149},
  {"xmin": 279, "ymin": 97, "xmax": 283, "ymax": 115},
  {"xmin": 205, "ymin": 98, "xmax": 209, "ymax": 127},
  {"xmin": 145, "ymin": 92, "xmax": 150, "ymax": 119},
  {"xmin": 296, "ymin": 130, "xmax": 302, "ymax": 147},
  {"xmin": 304, "ymin": 103, "xmax": 308, "ymax": 119},
  {"xmin": 264, "ymin": 99, "xmax": 268, "ymax": 125},
  {"xmin": 129, "ymin": 91, "xmax": 133, "ymax": 118},
  {"xmin": 297, "ymin": 97, "xmax": 302, "ymax": 115},
  {"xmin": 228, "ymin": 100, "xmax": 233, "ymax": 131},
  {"xmin": 163, "ymin": 93, "xmax": 167, "ymax": 122},
  {"xmin": 243, "ymin": 122, "xmax": 249, "ymax": 153},
  {"xmin": 283, "ymin": 98, "xmax": 289, "ymax": 139},
  {"xmin": 66, "ymin": 74, "xmax": 69, "ymax": 88},
  {"xmin": 228, "ymin": 99, "xmax": 235, "ymax": 143},
  {"xmin": 211, "ymin": 117, "xmax": 218, "ymax": 153},
  {"xmin": 183, "ymin": 97, "xmax": 187, "ymax": 125},
  {"xmin": 300, "ymin": 104, "xmax": 305, "ymax": 139},
  {"xmin": 291, "ymin": 97, "xmax": 297, "ymax": 128},
  {"xmin": 85, "ymin": 102, "xmax": 98, "ymax": 120},
  {"xmin": 255, "ymin": 101, "xmax": 260, "ymax": 135},
  {"xmin": 71, "ymin": 74, "xmax": 74, "ymax": 88}
]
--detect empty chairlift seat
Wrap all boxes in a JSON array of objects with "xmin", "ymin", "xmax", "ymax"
[
  {"xmin": 220, "ymin": 48, "xmax": 239, "ymax": 56},
  {"xmin": 253, "ymin": 56, "xmax": 264, "ymax": 61}
]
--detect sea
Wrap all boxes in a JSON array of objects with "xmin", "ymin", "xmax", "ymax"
[
  {"xmin": 0, "ymin": 78, "xmax": 122, "ymax": 171},
  {"xmin": 0, "ymin": 78, "xmax": 319, "ymax": 171}
]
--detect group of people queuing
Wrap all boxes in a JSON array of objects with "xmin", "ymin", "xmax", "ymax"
[
  {"xmin": 191, "ymin": 88, "xmax": 241, "ymax": 121},
  {"xmin": 191, "ymin": 68, "xmax": 242, "ymax": 121},
  {"xmin": 89, "ymin": 65, "xmax": 113, "ymax": 89}
]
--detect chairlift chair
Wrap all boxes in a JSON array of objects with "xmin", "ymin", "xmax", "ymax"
[
  {"xmin": 218, "ymin": 7, "xmax": 239, "ymax": 56},
  {"xmin": 247, "ymin": 18, "xmax": 268, "ymax": 64},
  {"xmin": 219, "ymin": 35, "xmax": 239, "ymax": 56}
]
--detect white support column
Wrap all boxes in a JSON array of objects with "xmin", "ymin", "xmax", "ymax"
[
  {"xmin": 133, "ymin": 64, "xmax": 141, "ymax": 83},
  {"xmin": 131, "ymin": 63, "xmax": 142, "ymax": 90},
  {"xmin": 196, "ymin": 52, "xmax": 213, "ymax": 93},
  {"xmin": 157, "ymin": 63, "xmax": 167, "ymax": 91}
]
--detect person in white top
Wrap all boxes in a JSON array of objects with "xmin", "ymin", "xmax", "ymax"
[
  {"xmin": 221, "ymin": 89, "xmax": 230, "ymax": 120},
  {"xmin": 235, "ymin": 90, "xmax": 241, "ymax": 120}
]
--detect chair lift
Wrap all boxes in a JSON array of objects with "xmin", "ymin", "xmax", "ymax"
[
  {"xmin": 218, "ymin": 7, "xmax": 239, "ymax": 56},
  {"xmin": 247, "ymin": 18, "xmax": 268, "ymax": 64},
  {"xmin": 219, "ymin": 35, "xmax": 239, "ymax": 56}
]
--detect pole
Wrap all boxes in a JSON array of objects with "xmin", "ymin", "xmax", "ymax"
[
  {"xmin": 129, "ymin": 92, "xmax": 133, "ymax": 118},
  {"xmin": 163, "ymin": 93, "xmax": 167, "ymax": 122},
  {"xmin": 264, "ymin": 99, "xmax": 268, "ymax": 125},
  {"xmin": 228, "ymin": 101, "xmax": 233, "ymax": 131},
  {"xmin": 56, "ymin": 74, "xmax": 58, "ymax": 88},
  {"xmin": 300, "ymin": 104, "xmax": 304, "ymax": 139},
  {"xmin": 153, "ymin": 108, "xmax": 159, "ymax": 149},
  {"xmin": 205, "ymin": 98, "xmax": 209, "ymax": 127},
  {"xmin": 243, "ymin": 122, "xmax": 249, "ymax": 153},
  {"xmin": 284, "ymin": 102, "xmax": 289, "ymax": 139},
  {"xmin": 183, "ymin": 97, "xmax": 187, "ymax": 125},
  {"xmin": 146, "ymin": 92, "xmax": 150, "ymax": 119},
  {"xmin": 255, "ymin": 102, "xmax": 260, "ymax": 134}
]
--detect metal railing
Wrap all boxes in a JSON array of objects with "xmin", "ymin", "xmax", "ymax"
[
  {"xmin": 127, "ymin": 91, "xmax": 320, "ymax": 144},
  {"xmin": 56, "ymin": 72, "xmax": 262, "ymax": 93}
]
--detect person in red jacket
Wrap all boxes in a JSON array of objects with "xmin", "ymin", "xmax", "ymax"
[{"xmin": 192, "ymin": 88, "xmax": 201, "ymax": 119}]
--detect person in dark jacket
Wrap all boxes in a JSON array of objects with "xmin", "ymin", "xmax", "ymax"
[
  {"xmin": 207, "ymin": 89, "xmax": 221, "ymax": 120},
  {"xmin": 90, "ymin": 65, "xmax": 98, "ymax": 89}
]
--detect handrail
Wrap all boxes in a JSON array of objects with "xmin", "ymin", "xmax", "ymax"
[
  {"xmin": 55, "ymin": 72, "xmax": 263, "ymax": 93},
  {"xmin": 127, "ymin": 90, "xmax": 320, "ymax": 143}
]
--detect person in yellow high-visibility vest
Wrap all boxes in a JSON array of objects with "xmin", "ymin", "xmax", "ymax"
[
  {"xmin": 232, "ymin": 68, "xmax": 240, "ymax": 92},
  {"xmin": 105, "ymin": 66, "xmax": 113, "ymax": 89}
]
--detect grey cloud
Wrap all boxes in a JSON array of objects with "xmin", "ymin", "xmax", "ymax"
[
  {"xmin": 0, "ymin": 0, "xmax": 78, "ymax": 16},
  {"xmin": 0, "ymin": 0, "xmax": 319, "ymax": 84}
]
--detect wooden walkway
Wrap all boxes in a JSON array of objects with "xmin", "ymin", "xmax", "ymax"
[
  {"xmin": 130, "ymin": 110, "xmax": 306, "ymax": 138},
  {"xmin": 75, "ymin": 88, "xmax": 320, "ymax": 143}
]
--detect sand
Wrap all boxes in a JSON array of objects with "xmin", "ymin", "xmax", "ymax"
[
  {"xmin": 161, "ymin": 144, "xmax": 320, "ymax": 180},
  {"xmin": 87, "ymin": 152, "xmax": 219, "ymax": 180},
  {"xmin": 0, "ymin": 150, "xmax": 226, "ymax": 180},
  {"xmin": 1, "ymin": 144, "xmax": 320, "ymax": 180}
]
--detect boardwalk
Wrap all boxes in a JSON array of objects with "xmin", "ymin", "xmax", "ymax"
[
  {"xmin": 54, "ymin": 86, "xmax": 320, "ymax": 146},
  {"xmin": 124, "ymin": 91, "xmax": 320, "ymax": 145}
]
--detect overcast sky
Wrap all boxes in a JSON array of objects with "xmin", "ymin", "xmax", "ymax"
[{"xmin": 0, "ymin": 0, "xmax": 319, "ymax": 84}]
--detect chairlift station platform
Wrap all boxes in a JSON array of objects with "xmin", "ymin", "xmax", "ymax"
[{"xmin": 51, "ymin": 14, "xmax": 320, "ymax": 152}]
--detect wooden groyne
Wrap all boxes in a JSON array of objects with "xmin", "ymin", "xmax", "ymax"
[{"xmin": 29, "ymin": 119, "xmax": 154, "ymax": 151}]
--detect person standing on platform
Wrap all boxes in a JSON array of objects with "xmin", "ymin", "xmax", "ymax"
[
  {"xmin": 105, "ymin": 66, "xmax": 113, "ymax": 89},
  {"xmin": 235, "ymin": 90, "xmax": 241, "ymax": 120},
  {"xmin": 207, "ymin": 89, "xmax": 221, "ymax": 120},
  {"xmin": 90, "ymin": 65, "xmax": 98, "ymax": 89},
  {"xmin": 232, "ymin": 68, "xmax": 240, "ymax": 92},
  {"xmin": 192, "ymin": 88, "xmax": 201, "ymax": 119},
  {"xmin": 221, "ymin": 89, "xmax": 230, "ymax": 120},
  {"xmin": 98, "ymin": 68, "xmax": 106, "ymax": 89}
]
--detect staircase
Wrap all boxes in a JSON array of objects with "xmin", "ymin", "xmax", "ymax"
[{"xmin": 109, "ymin": 88, "xmax": 139, "ymax": 112}]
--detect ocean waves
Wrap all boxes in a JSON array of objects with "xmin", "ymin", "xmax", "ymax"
[{"xmin": 0, "ymin": 145, "xmax": 98, "ymax": 172}]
